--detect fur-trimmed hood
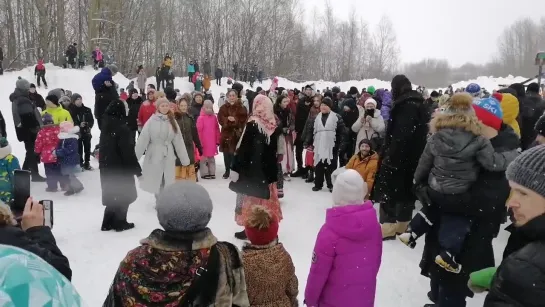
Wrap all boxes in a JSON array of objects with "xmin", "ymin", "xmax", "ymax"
[{"xmin": 430, "ymin": 112, "xmax": 482, "ymax": 135}]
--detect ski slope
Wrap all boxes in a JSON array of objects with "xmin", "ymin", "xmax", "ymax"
[{"xmin": 1, "ymin": 65, "xmax": 518, "ymax": 306}]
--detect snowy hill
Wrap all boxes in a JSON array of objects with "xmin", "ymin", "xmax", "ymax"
[{"xmin": 0, "ymin": 65, "xmax": 514, "ymax": 306}]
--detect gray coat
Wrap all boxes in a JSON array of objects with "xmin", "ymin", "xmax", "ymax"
[
  {"xmin": 414, "ymin": 128, "xmax": 518, "ymax": 194},
  {"xmin": 135, "ymin": 113, "xmax": 190, "ymax": 194},
  {"xmin": 137, "ymin": 70, "xmax": 147, "ymax": 90}
]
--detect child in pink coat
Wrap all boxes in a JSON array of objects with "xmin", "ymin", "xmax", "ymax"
[
  {"xmin": 196, "ymin": 100, "xmax": 220, "ymax": 179},
  {"xmin": 305, "ymin": 169, "xmax": 382, "ymax": 307}
]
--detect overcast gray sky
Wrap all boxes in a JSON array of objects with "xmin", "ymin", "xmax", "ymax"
[{"xmin": 301, "ymin": 0, "xmax": 543, "ymax": 66}]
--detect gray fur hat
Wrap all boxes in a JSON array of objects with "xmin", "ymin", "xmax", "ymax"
[
  {"xmin": 48, "ymin": 88, "xmax": 64, "ymax": 100},
  {"xmin": 506, "ymin": 144, "xmax": 545, "ymax": 198},
  {"xmin": 156, "ymin": 181, "xmax": 213, "ymax": 232}
]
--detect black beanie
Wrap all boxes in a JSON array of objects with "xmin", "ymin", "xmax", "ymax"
[
  {"xmin": 129, "ymin": 88, "xmax": 139, "ymax": 95},
  {"xmin": 232, "ymin": 82, "xmax": 244, "ymax": 97},
  {"xmin": 527, "ymin": 82, "xmax": 540, "ymax": 94},
  {"xmin": 321, "ymin": 97, "xmax": 333, "ymax": 109},
  {"xmin": 45, "ymin": 94, "xmax": 59, "ymax": 106},
  {"xmin": 348, "ymin": 86, "xmax": 359, "ymax": 96},
  {"xmin": 30, "ymin": 83, "xmax": 36, "ymax": 89},
  {"xmin": 165, "ymin": 87, "xmax": 177, "ymax": 101},
  {"xmin": 430, "ymin": 90, "xmax": 440, "ymax": 98}
]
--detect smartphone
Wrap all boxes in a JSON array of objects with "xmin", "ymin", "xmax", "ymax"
[
  {"xmin": 364, "ymin": 109, "xmax": 375, "ymax": 118},
  {"xmin": 12, "ymin": 170, "xmax": 31, "ymax": 214},
  {"xmin": 40, "ymin": 200, "xmax": 54, "ymax": 229}
]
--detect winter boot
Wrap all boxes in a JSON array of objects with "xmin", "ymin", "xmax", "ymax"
[
  {"xmin": 398, "ymin": 231, "xmax": 418, "ymax": 249},
  {"xmin": 312, "ymin": 186, "xmax": 321, "ymax": 192},
  {"xmin": 45, "ymin": 187, "xmax": 58, "ymax": 193},
  {"xmin": 234, "ymin": 230, "xmax": 247, "ymax": 240},
  {"xmin": 291, "ymin": 168, "xmax": 306, "ymax": 178},
  {"xmin": 305, "ymin": 170, "xmax": 315, "ymax": 183},
  {"xmin": 435, "ymin": 251, "xmax": 462, "ymax": 274},
  {"xmin": 381, "ymin": 223, "xmax": 398, "ymax": 241},
  {"xmin": 114, "ymin": 221, "xmax": 135, "ymax": 232},
  {"xmin": 222, "ymin": 172, "xmax": 230, "ymax": 179},
  {"xmin": 31, "ymin": 174, "xmax": 47, "ymax": 182},
  {"xmin": 301, "ymin": 168, "xmax": 309, "ymax": 180},
  {"xmin": 101, "ymin": 210, "xmax": 115, "ymax": 231},
  {"xmin": 83, "ymin": 164, "xmax": 94, "ymax": 171}
]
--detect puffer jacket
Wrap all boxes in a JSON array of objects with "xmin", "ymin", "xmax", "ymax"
[
  {"xmin": 34, "ymin": 125, "xmax": 61, "ymax": 163},
  {"xmin": 346, "ymin": 152, "xmax": 379, "ymax": 197},
  {"xmin": 242, "ymin": 240, "xmax": 298, "ymax": 307},
  {"xmin": 375, "ymin": 89, "xmax": 393, "ymax": 122},
  {"xmin": 351, "ymin": 107, "xmax": 385, "ymax": 154},
  {"xmin": 413, "ymin": 114, "xmax": 519, "ymax": 194}
]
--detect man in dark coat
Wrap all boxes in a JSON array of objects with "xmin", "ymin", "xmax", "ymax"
[
  {"xmin": 92, "ymin": 65, "xmax": 119, "ymax": 130},
  {"xmin": 420, "ymin": 122, "xmax": 519, "ymax": 306},
  {"xmin": 424, "ymin": 90, "xmax": 440, "ymax": 117},
  {"xmin": 10, "ymin": 78, "xmax": 45, "ymax": 182},
  {"xmin": 29, "ymin": 83, "xmax": 45, "ymax": 111},
  {"xmin": 519, "ymin": 82, "xmax": 545, "ymax": 151},
  {"xmin": 69, "ymin": 93, "xmax": 94, "ymax": 169},
  {"xmin": 99, "ymin": 99, "xmax": 142, "ymax": 232},
  {"xmin": 233, "ymin": 62, "xmax": 239, "ymax": 80},
  {"xmin": 483, "ymin": 145, "xmax": 545, "ymax": 306},
  {"xmin": 292, "ymin": 85, "xmax": 314, "ymax": 177},
  {"xmin": 0, "ymin": 199, "xmax": 72, "ymax": 280},
  {"xmin": 215, "ymin": 67, "xmax": 223, "ymax": 86},
  {"xmin": 372, "ymin": 75, "xmax": 430, "ymax": 239}
]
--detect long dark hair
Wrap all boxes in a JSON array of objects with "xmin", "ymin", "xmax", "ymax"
[{"xmin": 274, "ymin": 95, "xmax": 288, "ymax": 113}]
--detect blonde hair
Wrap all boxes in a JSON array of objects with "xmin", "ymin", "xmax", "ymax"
[{"xmin": 155, "ymin": 91, "xmax": 166, "ymax": 100}]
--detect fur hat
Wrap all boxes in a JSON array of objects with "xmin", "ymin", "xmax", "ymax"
[
  {"xmin": 441, "ymin": 93, "xmax": 475, "ymax": 115},
  {"xmin": 244, "ymin": 206, "xmax": 279, "ymax": 246},
  {"xmin": 473, "ymin": 97, "xmax": 503, "ymax": 131},
  {"xmin": 506, "ymin": 145, "xmax": 545, "ymax": 198},
  {"xmin": 42, "ymin": 113, "xmax": 54, "ymax": 125},
  {"xmin": 156, "ymin": 181, "xmax": 213, "ymax": 232},
  {"xmin": 16, "ymin": 78, "xmax": 30, "ymax": 91},
  {"xmin": 332, "ymin": 169, "xmax": 367, "ymax": 207},
  {"xmin": 45, "ymin": 95, "xmax": 60, "ymax": 106}
]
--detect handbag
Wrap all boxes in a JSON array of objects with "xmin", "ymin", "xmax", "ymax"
[{"xmin": 305, "ymin": 148, "xmax": 314, "ymax": 168}]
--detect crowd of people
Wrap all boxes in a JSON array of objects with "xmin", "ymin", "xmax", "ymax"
[{"xmin": 2, "ymin": 60, "xmax": 545, "ymax": 306}]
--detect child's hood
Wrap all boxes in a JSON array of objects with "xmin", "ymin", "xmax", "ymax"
[
  {"xmin": 325, "ymin": 201, "xmax": 379, "ymax": 241},
  {"xmin": 59, "ymin": 126, "xmax": 80, "ymax": 139}
]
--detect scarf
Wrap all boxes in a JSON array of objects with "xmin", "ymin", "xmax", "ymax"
[
  {"xmin": 313, "ymin": 112, "xmax": 338, "ymax": 166},
  {"xmin": 249, "ymin": 94, "xmax": 277, "ymax": 142}
]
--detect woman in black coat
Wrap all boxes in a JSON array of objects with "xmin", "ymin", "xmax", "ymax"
[
  {"xmin": 372, "ymin": 75, "xmax": 430, "ymax": 239},
  {"xmin": 419, "ymin": 124, "xmax": 520, "ymax": 307},
  {"xmin": 126, "ymin": 89, "xmax": 143, "ymax": 141},
  {"xmin": 99, "ymin": 99, "xmax": 142, "ymax": 232}
]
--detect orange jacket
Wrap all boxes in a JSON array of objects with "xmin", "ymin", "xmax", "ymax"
[
  {"xmin": 203, "ymin": 75, "xmax": 211, "ymax": 91},
  {"xmin": 346, "ymin": 152, "xmax": 379, "ymax": 198}
]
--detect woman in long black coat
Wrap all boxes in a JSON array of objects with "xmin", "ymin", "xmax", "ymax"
[
  {"xmin": 99, "ymin": 99, "xmax": 142, "ymax": 232},
  {"xmin": 371, "ymin": 75, "xmax": 430, "ymax": 240}
]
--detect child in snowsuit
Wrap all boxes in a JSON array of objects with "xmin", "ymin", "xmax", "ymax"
[
  {"xmin": 401, "ymin": 94, "xmax": 519, "ymax": 273},
  {"xmin": 196, "ymin": 100, "xmax": 220, "ymax": 179},
  {"xmin": 56, "ymin": 121, "xmax": 84, "ymax": 196},
  {"xmin": 305, "ymin": 169, "xmax": 382, "ymax": 307},
  {"xmin": 0, "ymin": 138, "xmax": 20, "ymax": 203},
  {"xmin": 242, "ymin": 206, "xmax": 298, "ymax": 306},
  {"xmin": 34, "ymin": 59, "xmax": 48, "ymax": 88},
  {"xmin": 34, "ymin": 114, "xmax": 64, "ymax": 192}
]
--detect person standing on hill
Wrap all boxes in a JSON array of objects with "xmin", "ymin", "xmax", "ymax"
[
  {"xmin": 136, "ymin": 65, "xmax": 147, "ymax": 96},
  {"xmin": 34, "ymin": 59, "xmax": 48, "ymax": 89},
  {"xmin": 10, "ymin": 78, "xmax": 45, "ymax": 182},
  {"xmin": 92, "ymin": 64, "xmax": 119, "ymax": 130},
  {"xmin": 215, "ymin": 66, "xmax": 223, "ymax": 86}
]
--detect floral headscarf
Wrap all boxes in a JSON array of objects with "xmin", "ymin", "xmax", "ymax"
[{"xmin": 250, "ymin": 94, "xmax": 277, "ymax": 138}]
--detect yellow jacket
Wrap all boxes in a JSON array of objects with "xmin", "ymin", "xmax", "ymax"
[
  {"xmin": 42, "ymin": 106, "xmax": 72, "ymax": 124},
  {"xmin": 163, "ymin": 58, "xmax": 172, "ymax": 68},
  {"xmin": 500, "ymin": 93, "xmax": 520, "ymax": 137}
]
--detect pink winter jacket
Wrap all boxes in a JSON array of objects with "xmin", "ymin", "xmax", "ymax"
[
  {"xmin": 305, "ymin": 201, "xmax": 382, "ymax": 307},
  {"xmin": 34, "ymin": 125, "xmax": 61, "ymax": 164},
  {"xmin": 196, "ymin": 110, "xmax": 220, "ymax": 157}
]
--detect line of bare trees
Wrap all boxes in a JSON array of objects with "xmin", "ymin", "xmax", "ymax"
[{"xmin": 0, "ymin": 0, "xmax": 543, "ymax": 86}]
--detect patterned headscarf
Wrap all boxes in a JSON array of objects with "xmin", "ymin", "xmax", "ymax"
[{"xmin": 250, "ymin": 94, "xmax": 277, "ymax": 138}]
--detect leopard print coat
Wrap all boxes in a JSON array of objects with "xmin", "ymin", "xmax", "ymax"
[{"xmin": 241, "ymin": 240, "xmax": 299, "ymax": 307}]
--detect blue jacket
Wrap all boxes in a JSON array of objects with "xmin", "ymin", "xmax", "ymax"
[
  {"xmin": 92, "ymin": 68, "xmax": 113, "ymax": 92},
  {"xmin": 0, "ymin": 149, "xmax": 20, "ymax": 203},
  {"xmin": 56, "ymin": 132, "xmax": 80, "ymax": 174}
]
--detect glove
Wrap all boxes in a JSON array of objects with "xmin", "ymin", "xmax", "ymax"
[
  {"xmin": 230, "ymin": 170, "xmax": 239, "ymax": 183},
  {"xmin": 467, "ymin": 279, "xmax": 487, "ymax": 294}
]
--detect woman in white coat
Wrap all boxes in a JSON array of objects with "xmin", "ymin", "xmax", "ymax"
[
  {"xmin": 135, "ymin": 98, "xmax": 190, "ymax": 197},
  {"xmin": 351, "ymin": 98, "xmax": 385, "ymax": 154}
]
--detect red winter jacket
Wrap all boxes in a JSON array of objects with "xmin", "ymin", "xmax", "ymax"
[
  {"xmin": 120, "ymin": 92, "xmax": 128, "ymax": 101},
  {"xmin": 137, "ymin": 100, "xmax": 156, "ymax": 128},
  {"xmin": 34, "ymin": 125, "xmax": 60, "ymax": 164}
]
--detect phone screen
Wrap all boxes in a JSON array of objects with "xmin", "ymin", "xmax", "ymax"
[
  {"xmin": 40, "ymin": 200, "xmax": 54, "ymax": 228},
  {"xmin": 12, "ymin": 170, "xmax": 31, "ymax": 214}
]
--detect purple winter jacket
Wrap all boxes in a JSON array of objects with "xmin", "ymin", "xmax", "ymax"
[
  {"xmin": 376, "ymin": 89, "xmax": 393, "ymax": 122},
  {"xmin": 304, "ymin": 201, "xmax": 382, "ymax": 307}
]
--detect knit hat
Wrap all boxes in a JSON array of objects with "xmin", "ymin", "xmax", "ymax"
[
  {"xmin": 465, "ymin": 83, "xmax": 481, "ymax": 97},
  {"xmin": 156, "ymin": 181, "xmax": 213, "ymax": 232},
  {"xmin": 472, "ymin": 97, "xmax": 503, "ymax": 131},
  {"xmin": 0, "ymin": 244, "xmax": 84, "ymax": 306},
  {"xmin": 321, "ymin": 97, "xmax": 334, "ymax": 109},
  {"xmin": 16, "ymin": 78, "xmax": 30, "ymax": 91},
  {"xmin": 364, "ymin": 98, "xmax": 377, "ymax": 109},
  {"xmin": 155, "ymin": 98, "xmax": 170, "ymax": 110},
  {"xmin": 71, "ymin": 93, "xmax": 82, "ymax": 105},
  {"xmin": 106, "ymin": 64, "xmax": 118, "ymax": 75},
  {"xmin": 30, "ymin": 83, "xmax": 36, "ymax": 89},
  {"xmin": 48, "ymin": 88, "xmax": 64, "ymax": 100},
  {"xmin": 367, "ymin": 86, "xmax": 376, "ymax": 95},
  {"xmin": 332, "ymin": 169, "xmax": 366, "ymax": 207},
  {"xmin": 506, "ymin": 145, "xmax": 545, "ymax": 198},
  {"xmin": 45, "ymin": 94, "xmax": 60, "ymax": 106},
  {"xmin": 348, "ymin": 86, "xmax": 359, "ymax": 96},
  {"xmin": 42, "ymin": 114, "xmax": 54, "ymax": 125},
  {"xmin": 244, "ymin": 206, "xmax": 279, "ymax": 246},
  {"xmin": 232, "ymin": 82, "xmax": 244, "ymax": 97}
]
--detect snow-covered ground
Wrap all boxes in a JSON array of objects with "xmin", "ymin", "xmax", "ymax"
[{"xmin": 1, "ymin": 65, "xmax": 518, "ymax": 306}]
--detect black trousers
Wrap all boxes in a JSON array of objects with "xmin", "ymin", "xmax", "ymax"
[
  {"xmin": 379, "ymin": 199, "xmax": 415, "ymax": 224},
  {"xmin": 314, "ymin": 156, "xmax": 337, "ymax": 189},
  {"xmin": 37, "ymin": 74, "xmax": 47, "ymax": 87},
  {"xmin": 78, "ymin": 135, "xmax": 92, "ymax": 166},
  {"xmin": 22, "ymin": 139, "xmax": 39, "ymax": 175},
  {"xmin": 294, "ymin": 135, "xmax": 304, "ymax": 170},
  {"xmin": 216, "ymin": 78, "xmax": 221, "ymax": 86},
  {"xmin": 103, "ymin": 205, "xmax": 129, "ymax": 225},
  {"xmin": 429, "ymin": 278, "xmax": 467, "ymax": 307},
  {"xmin": 223, "ymin": 153, "xmax": 234, "ymax": 175}
]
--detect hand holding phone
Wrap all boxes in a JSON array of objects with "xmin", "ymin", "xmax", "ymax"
[{"xmin": 21, "ymin": 198, "xmax": 44, "ymax": 231}]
